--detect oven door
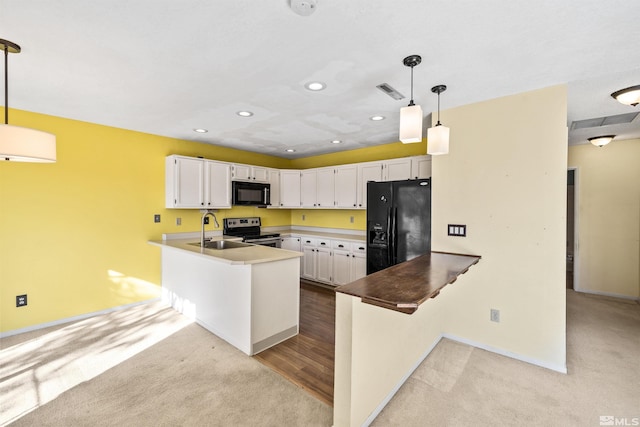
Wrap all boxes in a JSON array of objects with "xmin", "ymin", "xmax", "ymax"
[{"xmin": 244, "ymin": 236, "xmax": 281, "ymax": 248}]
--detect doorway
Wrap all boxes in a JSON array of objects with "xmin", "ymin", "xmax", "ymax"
[{"xmin": 566, "ymin": 169, "xmax": 575, "ymax": 289}]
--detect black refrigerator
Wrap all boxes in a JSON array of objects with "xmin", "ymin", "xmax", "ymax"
[{"xmin": 366, "ymin": 179, "xmax": 431, "ymax": 274}]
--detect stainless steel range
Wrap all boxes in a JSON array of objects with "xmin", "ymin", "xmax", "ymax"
[{"xmin": 223, "ymin": 217, "xmax": 281, "ymax": 248}]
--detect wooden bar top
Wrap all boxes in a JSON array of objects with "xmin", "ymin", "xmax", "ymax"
[{"xmin": 335, "ymin": 251, "xmax": 481, "ymax": 314}]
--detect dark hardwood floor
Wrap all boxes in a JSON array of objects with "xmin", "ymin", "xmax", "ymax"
[{"xmin": 254, "ymin": 281, "xmax": 336, "ymax": 406}]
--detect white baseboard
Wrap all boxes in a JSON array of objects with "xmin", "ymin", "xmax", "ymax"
[
  {"xmin": 0, "ymin": 298, "xmax": 161, "ymax": 339},
  {"xmin": 443, "ymin": 333, "xmax": 568, "ymax": 374},
  {"xmin": 573, "ymin": 288, "xmax": 640, "ymax": 302}
]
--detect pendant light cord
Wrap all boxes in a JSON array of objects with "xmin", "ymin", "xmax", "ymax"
[
  {"xmin": 436, "ymin": 91, "xmax": 441, "ymax": 125},
  {"xmin": 409, "ymin": 66, "xmax": 415, "ymax": 106},
  {"xmin": 4, "ymin": 43, "xmax": 8, "ymax": 124}
]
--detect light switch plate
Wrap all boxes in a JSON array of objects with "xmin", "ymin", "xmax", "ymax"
[{"xmin": 448, "ymin": 224, "xmax": 466, "ymax": 237}]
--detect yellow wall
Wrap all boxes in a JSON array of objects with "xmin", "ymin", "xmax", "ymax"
[
  {"xmin": 0, "ymin": 109, "xmax": 288, "ymax": 334},
  {"xmin": 568, "ymin": 138, "xmax": 640, "ymax": 299},
  {"xmin": 433, "ymin": 86, "xmax": 568, "ymax": 369}
]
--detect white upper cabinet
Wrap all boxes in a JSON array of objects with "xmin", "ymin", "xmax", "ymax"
[
  {"xmin": 357, "ymin": 162, "xmax": 383, "ymax": 209},
  {"xmin": 280, "ymin": 170, "xmax": 301, "ymax": 208},
  {"xmin": 268, "ymin": 168, "xmax": 280, "ymax": 208},
  {"xmin": 334, "ymin": 165, "xmax": 358, "ymax": 209},
  {"xmin": 232, "ymin": 163, "xmax": 269, "ymax": 182},
  {"xmin": 166, "ymin": 155, "xmax": 231, "ymax": 209},
  {"xmin": 166, "ymin": 155, "xmax": 204, "ymax": 208},
  {"xmin": 204, "ymin": 160, "xmax": 232, "ymax": 208},
  {"xmin": 300, "ymin": 170, "xmax": 318, "ymax": 208},
  {"xmin": 411, "ymin": 155, "xmax": 432, "ymax": 179},
  {"xmin": 383, "ymin": 157, "xmax": 413, "ymax": 181},
  {"xmin": 316, "ymin": 167, "xmax": 335, "ymax": 208}
]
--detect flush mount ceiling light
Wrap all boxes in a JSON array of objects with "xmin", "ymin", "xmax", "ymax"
[
  {"xmin": 193, "ymin": 128, "xmax": 208, "ymax": 133},
  {"xmin": 236, "ymin": 111, "xmax": 253, "ymax": 117},
  {"xmin": 285, "ymin": 148, "xmax": 296, "ymax": 153},
  {"xmin": 305, "ymin": 81, "xmax": 326, "ymax": 91},
  {"xmin": 290, "ymin": 0, "xmax": 317, "ymax": 16},
  {"xmin": 0, "ymin": 38, "xmax": 56, "ymax": 162},
  {"xmin": 588, "ymin": 135, "xmax": 615, "ymax": 147},
  {"xmin": 331, "ymin": 140, "xmax": 342, "ymax": 144},
  {"xmin": 611, "ymin": 85, "xmax": 640, "ymax": 106},
  {"xmin": 370, "ymin": 115, "xmax": 385, "ymax": 121},
  {"xmin": 427, "ymin": 84, "xmax": 450, "ymax": 155},
  {"xmin": 399, "ymin": 55, "xmax": 423, "ymax": 144}
]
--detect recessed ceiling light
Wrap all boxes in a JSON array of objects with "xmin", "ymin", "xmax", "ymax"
[
  {"xmin": 305, "ymin": 81, "xmax": 326, "ymax": 91},
  {"xmin": 331, "ymin": 140, "xmax": 342, "ymax": 144},
  {"xmin": 370, "ymin": 115, "xmax": 385, "ymax": 121},
  {"xmin": 285, "ymin": 148, "xmax": 296, "ymax": 153},
  {"xmin": 193, "ymin": 128, "xmax": 208, "ymax": 133},
  {"xmin": 237, "ymin": 111, "xmax": 254, "ymax": 117}
]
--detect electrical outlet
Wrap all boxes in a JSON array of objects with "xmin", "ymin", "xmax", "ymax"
[
  {"xmin": 203, "ymin": 216, "xmax": 209, "ymax": 225},
  {"xmin": 302, "ymin": 214, "xmax": 305, "ymax": 221},
  {"xmin": 490, "ymin": 308, "xmax": 500, "ymax": 323},
  {"xmin": 176, "ymin": 217, "xmax": 181, "ymax": 226},
  {"xmin": 350, "ymin": 216, "xmax": 354, "ymax": 223},
  {"xmin": 154, "ymin": 214, "xmax": 161, "ymax": 223},
  {"xmin": 16, "ymin": 294, "xmax": 27, "ymax": 307}
]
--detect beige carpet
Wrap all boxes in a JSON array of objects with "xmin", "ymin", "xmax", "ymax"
[
  {"xmin": 2, "ymin": 291, "xmax": 638, "ymax": 426},
  {"xmin": 373, "ymin": 291, "xmax": 640, "ymax": 426}
]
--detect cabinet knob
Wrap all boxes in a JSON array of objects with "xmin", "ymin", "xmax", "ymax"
[
  {"xmin": 359, "ymin": 204, "xmax": 362, "ymax": 207},
  {"xmin": 353, "ymin": 204, "xmax": 356, "ymax": 207},
  {"xmin": 201, "ymin": 202, "xmax": 204, "ymax": 206}
]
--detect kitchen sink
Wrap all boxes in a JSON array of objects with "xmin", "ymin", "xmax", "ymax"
[{"xmin": 188, "ymin": 240, "xmax": 253, "ymax": 250}]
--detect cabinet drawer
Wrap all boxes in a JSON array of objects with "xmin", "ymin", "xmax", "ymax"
[
  {"xmin": 316, "ymin": 239, "xmax": 331, "ymax": 248},
  {"xmin": 351, "ymin": 242, "xmax": 367, "ymax": 254},
  {"xmin": 301, "ymin": 237, "xmax": 317, "ymax": 246},
  {"xmin": 331, "ymin": 240, "xmax": 352, "ymax": 250}
]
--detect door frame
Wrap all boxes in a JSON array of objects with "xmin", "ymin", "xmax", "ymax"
[{"xmin": 567, "ymin": 167, "xmax": 580, "ymax": 291}]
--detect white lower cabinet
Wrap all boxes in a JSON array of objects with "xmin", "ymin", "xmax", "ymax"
[
  {"xmin": 301, "ymin": 238, "xmax": 333, "ymax": 284},
  {"xmin": 332, "ymin": 240, "xmax": 367, "ymax": 285},
  {"xmin": 297, "ymin": 235, "xmax": 366, "ymax": 286}
]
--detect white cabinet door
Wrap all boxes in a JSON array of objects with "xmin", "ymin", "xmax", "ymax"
[
  {"xmin": 315, "ymin": 246, "xmax": 333, "ymax": 283},
  {"xmin": 351, "ymin": 252, "xmax": 367, "ymax": 281},
  {"xmin": 166, "ymin": 155, "xmax": 204, "ymax": 208},
  {"xmin": 357, "ymin": 162, "xmax": 383, "ymax": 209},
  {"xmin": 280, "ymin": 170, "xmax": 301, "ymax": 208},
  {"xmin": 232, "ymin": 163, "xmax": 252, "ymax": 181},
  {"xmin": 280, "ymin": 236, "xmax": 301, "ymax": 252},
  {"xmin": 383, "ymin": 158, "xmax": 412, "ymax": 181},
  {"xmin": 268, "ymin": 169, "xmax": 280, "ymax": 208},
  {"xmin": 301, "ymin": 245, "xmax": 316, "ymax": 280},
  {"xmin": 252, "ymin": 166, "xmax": 269, "ymax": 183},
  {"xmin": 205, "ymin": 160, "xmax": 231, "ymax": 208},
  {"xmin": 411, "ymin": 155, "xmax": 432, "ymax": 179},
  {"xmin": 316, "ymin": 167, "xmax": 335, "ymax": 208},
  {"xmin": 332, "ymin": 250, "xmax": 351, "ymax": 286},
  {"xmin": 335, "ymin": 165, "xmax": 358, "ymax": 209},
  {"xmin": 300, "ymin": 170, "xmax": 317, "ymax": 208}
]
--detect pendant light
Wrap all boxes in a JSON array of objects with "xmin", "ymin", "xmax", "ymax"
[
  {"xmin": 588, "ymin": 135, "xmax": 615, "ymax": 147},
  {"xmin": 0, "ymin": 38, "xmax": 56, "ymax": 162},
  {"xmin": 610, "ymin": 85, "xmax": 640, "ymax": 107},
  {"xmin": 427, "ymin": 84, "xmax": 450, "ymax": 155},
  {"xmin": 399, "ymin": 55, "xmax": 423, "ymax": 144}
]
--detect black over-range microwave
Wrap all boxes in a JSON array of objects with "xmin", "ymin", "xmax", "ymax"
[{"xmin": 232, "ymin": 181, "xmax": 271, "ymax": 206}]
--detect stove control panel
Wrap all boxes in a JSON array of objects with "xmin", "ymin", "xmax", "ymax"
[{"xmin": 224, "ymin": 217, "xmax": 261, "ymax": 229}]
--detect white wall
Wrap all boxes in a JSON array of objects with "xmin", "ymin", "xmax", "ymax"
[
  {"xmin": 569, "ymin": 138, "xmax": 640, "ymax": 299},
  {"xmin": 433, "ymin": 85, "xmax": 568, "ymax": 369}
]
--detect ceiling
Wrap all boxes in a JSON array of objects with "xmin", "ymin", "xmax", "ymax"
[{"xmin": 1, "ymin": 0, "xmax": 639, "ymax": 159}]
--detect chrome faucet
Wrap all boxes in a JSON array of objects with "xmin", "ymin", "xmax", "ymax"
[{"xmin": 201, "ymin": 210, "xmax": 220, "ymax": 247}]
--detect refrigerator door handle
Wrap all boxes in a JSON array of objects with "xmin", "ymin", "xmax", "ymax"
[
  {"xmin": 386, "ymin": 207, "xmax": 393, "ymax": 267},
  {"xmin": 389, "ymin": 207, "xmax": 398, "ymax": 265}
]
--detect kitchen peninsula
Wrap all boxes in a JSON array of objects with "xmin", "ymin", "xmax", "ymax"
[
  {"xmin": 333, "ymin": 251, "xmax": 481, "ymax": 426},
  {"xmin": 149, "ymin": 238, "xmax": 303, "ymax": 356}
]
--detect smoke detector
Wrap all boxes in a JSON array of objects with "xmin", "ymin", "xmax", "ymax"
[{"xmin": 290, "ymin": 0, "xmax": 317, "ymax": 16}]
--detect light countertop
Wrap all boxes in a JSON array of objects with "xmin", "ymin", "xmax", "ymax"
[{"xmin": 148, "ymin": 237, "xmax": 303, "ymax": 265}]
